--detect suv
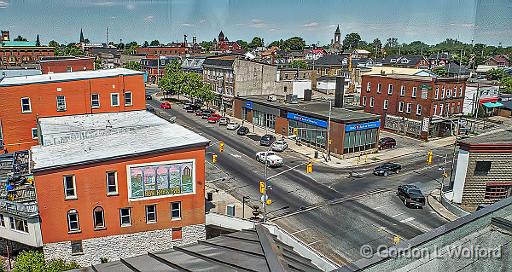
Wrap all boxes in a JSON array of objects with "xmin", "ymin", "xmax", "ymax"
[
  {"xmin": 271, "ymin": 140, "xmax": 288, "ymax": 152},
  {"xmin": 260, "ymin": 134, "xmax": 276, "ymax": 146},
  {"xmin": 379, "ymin": 137, "xmax": 396, "ymax": 150},
  {"xmin": 373, "ymin": 162, "xmax": 401, "ymax": 176},
  {"xmin": 397, "ymin": 184, "xmax": 426, "ymax": 207}
]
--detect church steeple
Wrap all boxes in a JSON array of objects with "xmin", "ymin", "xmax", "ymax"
[
  {"xmin": 218, "ymin": 30, "xmax": 225, "ymax": 42},
  {"xmin": 80, "ymin": 28, "xmax": 85, "ymax": 43},
  {"xmin": 335, "ymin": 24, "xmax": 341, "ymax": 34},
  {"xmin": 334, "ymin": 25, "xmax": 341, "ymax": 44}
]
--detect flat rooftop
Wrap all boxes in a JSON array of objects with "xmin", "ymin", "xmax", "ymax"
[
  {"xmin": 32, "ymin": 111, "xmax": 209, "ymax": 171},
  {"xmin": 459, "ymin": 129, "xmax": 512, "ymax": 145},
  {"xmin": 240, "ymin": 96, "xmax": 379, "ymax": 123},
  {"xmin": 0, "ymin": 68, "xmax": 143, "ymax": 87}
]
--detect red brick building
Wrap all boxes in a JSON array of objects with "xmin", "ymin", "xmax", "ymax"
[
  {"xmin": 360, "ymin": 73, "xmax": 467, "ymax": 139},
  {"xmin": 0, "ymin": 31, "xmax": 54, "ymax": 68},
  {"xmin": 39, "ymin": 56, "xmax": 95, "ymax": 74},
  {"xmin": 0, "ymin": 68, "xmax": 145, "ymax": 151}
]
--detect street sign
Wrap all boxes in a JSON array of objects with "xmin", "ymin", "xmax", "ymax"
[
  {"xmin": 259, "ymin": 180, "xmax": 265, "ymax": 194},
  {"xmin": 260, "ymin": 194, "xmax": 268, "ymax": 202}
]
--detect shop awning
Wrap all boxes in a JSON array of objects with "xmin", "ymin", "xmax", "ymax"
[
  {"xmin": 483, "ymin": 102, "xmax": 504, "ymax": 108},
  {"xmin": 479, "ymin": 97, "xmax": 499, "ymax": 104}
]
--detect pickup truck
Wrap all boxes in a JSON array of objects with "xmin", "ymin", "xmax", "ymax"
[{"xmin": 255, "ymin": 151, "xmax": 283, "ymax": 167}]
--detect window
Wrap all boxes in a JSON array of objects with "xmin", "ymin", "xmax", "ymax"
[
  {"xmin": 398, "ymin": 101, "xmax": 404, "ymax": 112},
  {"xmin": 145, "ymin": 205, "xmax": 157, "ymax": 223},
  {"xmin": 0, "ymin": 215, "xmax": 4, "ymax": 227},
  {"xmin": 484, "ymin": 185, "xmax": 512, "ymax": 200},
  {"xmin": 439, "ymin": 104, "xmax": 444, "ymax": 116},
  {"xmin": 435, "ymin": 87, "xmax": 439, "ymax": 99},
  {"xmin": 474, "ymin": 161, "xmax": 492, "ymax": 176},
  {"xmin": 111, "ymin": 93, "xmax": 120, "ymax": 106},
  {"xmin": 172, "ymin": 227, "xmax": 183, "ymax": 240},
  {"xmin": 412, "ymin": 87, "xmax": 417, "ymax": 98},
  {"xmin": 362, "ymin": 96, "xmax": 367, "ymax": 106},
  {"xmin": 67, "ymin": 210, "xmax": 80, "ymax": 232},
  {"xmin": 416, "ymin": 104, "xmax": 422, "ymax": 115},
  {"xmin": 400, "ymin": 85, "xmax": 405, "ymax": 96},
  {"xmin": 369, "ymin": 97, "xmax": 374, "ymax": 108},
  {"xmin": 447, "ymin": 89, "xmax": 452, "ymax": 98},
  {"xmin": 124, "ymin": 91, "xmax": 132, "ymax": 106},
  {"xmin": 406, "ymin": 103, "xmax": 412, "ymax": 113},
  {"xmin": 366, "ymin": 82, "xmax": 371, "ymax": 92},
  {"xmin": 377, "ymin": 83, "xmax": 382, "ymax": 93},
  {"xmin": 433, "ymin": 104, "xmax": 437, "ymax": 115},
  {"xmin": 442, "ymin": 87, "xmax": 446, "ymax": 99},
  {"xmin": 106, "ymin": 171, "xmax": 118, "ymax": 195},
  {"xmin": 387, "ymin": 84, "xmax": 393, "ymax": 95},
  {"xmin": 21, "ymin": 97, "xmax": 31, "ymax": 113},
  {"xmin": 71, "ymin": 240, "xmax": 83, "ymax": 255},
  {"xmin": 9, "ymin": 217, "xmax": 28, "ymax": 233},
  {"xmin": 459, "ymin": 86, "xmax": 463, "ymax": 97},
  {"xmin": 93, "ymin": 207, "xmax": 105, "ymax": 229},
  {"xmin": 56, "ymin": 95, "xmax": 66, "ymax": 111},
  {"xmin": 383, "ymin": 99, "xmax": 389, "ymax": 110},
  {"xmin": 120, "ymin": 208, "xmax": 131, "ymax": 226},
  {"xmin": 63, "ymin": 175, "xmax": 76, "ymax": 199},
  {"xmin": 91, "ymin": 94, "xmax": 100, "ymax": 108},
  {"xmin": 171, "ymin": 202, "xmax": 181, "ymax": 220},
  {"xmin": 66, "ymin": 66, "xmax": 73, "ymax": 72},
  {"xmin": 31, "ymin": 128, "xmax": 38, "ymax": 139}
]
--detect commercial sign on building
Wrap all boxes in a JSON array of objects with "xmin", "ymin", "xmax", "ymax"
[
  {"xmin": 345, "ymin": 121, "xmax": 381, "ymax": 132},
  {"xmin": 245, "ymin": 101, "xmax": 253, "ymax": 109},
  {"xmin": 286, "ymin": 112, "xmax": 328, "ymax": 128},
  {"xmin": 127, "ymin": 160, "xmax": 195, "ymax": 200}
]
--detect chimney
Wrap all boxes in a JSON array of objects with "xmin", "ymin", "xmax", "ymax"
[
  {"xmin": 334, "ymin": 76, "xmax": 345, "ymax": 108},
  {"xmin": 1, "ymin": 31, "xmax": 9, "ymax": 41}
]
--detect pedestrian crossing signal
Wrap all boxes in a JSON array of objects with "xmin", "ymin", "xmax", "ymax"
[
  {"xmin": 306, "ymin": 162, "xmax": 313, "ymax": 173},
  {"xmin": 219, "ymin": 142, "xmax": 224, "ymax": 153}
]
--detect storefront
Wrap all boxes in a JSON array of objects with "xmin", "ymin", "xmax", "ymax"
[{"xmin": 343, "ymin": 121, "xmax": 380, "ymax": 154}]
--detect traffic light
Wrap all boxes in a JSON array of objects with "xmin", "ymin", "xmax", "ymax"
[
  {"xmin": 427, "ymin": 149, "xmax": 433, "ymax": 165},
  {"xmin": 293, "ymin": 128, "xmax": 298, "ymax": 136},
  {"xmin": 219, "ymin": 141, "xmax": 224, "ymax": 153},
  {"xmin": 306, "ymin": 162, "xmax": 313, "ymax": 173},
  {"xmin": 212, "ymin": 153, "xmax": 217, "ymax": 163}
]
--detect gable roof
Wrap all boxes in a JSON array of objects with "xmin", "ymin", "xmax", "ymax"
[
  {"xmin": 72, "ymin": 225, "xmax": 323, "ymax": 272},
  {"xmin": 315, "ymin": 55, "xmax": 343, "ymax": 66},
  {"xmin": 381, "ymin": 55, "xmax": 427, "ymax": 67}
]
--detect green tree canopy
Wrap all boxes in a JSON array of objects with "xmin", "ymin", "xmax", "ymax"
[
  {"xmin": 150, "ymin": 40, "xmax": 160, "ymax": 46},
  {"xmin": 13, "ymin": 251, "xmax": 79, "ymax": 272},
  {"xmin": 501, "ymin": 76, "xmax": 512, "ymax": 94},
  {"xmin": 124, "ymin": 61, "xmax": 141, "ymax": 71},
  {"xmin": 236, "ymin": 40, "xmax": 249, "ymax": 50},
  {"xmin": 290, "ymin": 60, "xmax": 308, "ymax": 69},
  {"xmin": 342, "ymin": 33, "xmax": 361, "ymax": 50},
  {"xmin": 48, "ymin": 40, "xmax": 60, "ymax": 48},
  {"xmin": 283, "ymin": 37, "xmax": 306, "ymax": 51},
  {"xmin": 143, "ymin": 41, "xmax": 149, "ymax": 47},
  {"xmin": 432, "ymin": 66, "xmax": 448, "ymax": 77},
  {"xmin": 249, "ymin": 37, "xmax": 264, "ymax": 49},
  {"xmin": 13, "ymin": 35, "xmax": 28, "ymax": 41},
  {"xmin": 486, "ymin": 68, "xmax": 506, "ymax": 80}
]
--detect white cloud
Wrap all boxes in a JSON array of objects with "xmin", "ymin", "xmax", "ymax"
[
  {"xmin": 182, "ymin": 23, "xmax": 194, "ymax": 27},
  {"xmin": 0, "ymin": 0, "xmax": 9, "ymax": 8},
  {"xmin": 126, "ymin": 3, "xmax": 135, "ymax": 10},
  {"xmin": 92, "ymin": 1, "xmax": 114, "ymax": 7},
  {"xmin": 268, "ymin": 28, "xmax": 279, "ymax": 32},
  {"xmin": 248, "ymin": 19, "xmax": 266, "ymax": 28},
  {"xmin": 144, "ymin": 15, "xmax": 154, "ymax": 22},
  {"xmin": 199, "ymin": 19, "xmax": 207, "ymax": 24},
  {"xmin": 304, "ymin": 22, "xmax": 319, "ymax": 28}
]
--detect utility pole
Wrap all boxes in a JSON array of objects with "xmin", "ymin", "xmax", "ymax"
[
  {"xmin": 106, "ymin": 26, "xmax": 109, "ymax": 45},
  {"xmin": 326, "ymin": 99, "xmax": 332, "ymax": 161}
]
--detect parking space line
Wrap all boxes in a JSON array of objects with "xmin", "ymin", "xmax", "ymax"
[
  {"xmin": 391, "ymin": 212, "xmax": 405, "ymax": 218},
  {"xmin": 291, "ymin": 228, "xmax": 309, "ymax": 235},
  {"xmin": 400, "ymin": 217, "xmax": 415, "ymax": 223}
]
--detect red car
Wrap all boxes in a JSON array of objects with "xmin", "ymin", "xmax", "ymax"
[
  {"xmin": 160, "ymin": 101, "xmax": 172, "ymax": 109},
  {"xmin": 207, "ymin": 113, "xmax": 222, "ymax": 123}
]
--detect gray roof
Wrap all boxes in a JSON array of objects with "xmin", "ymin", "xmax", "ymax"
[
  {"xmin": 381, "ymin": 55, "xmax": 427, "ymax": 68},
  {"xmin": 314, "ymin": 55, "xmax": 343, "ymax": 67},
  {"xmin": 71, "ymin": 225, "xmax": 322, "ymax": 272},
  {"xmin": 458, "ymin": 128, "xmax": 512, "ymax": 145},
  {"xmin": 203, "ymin": 57, "xmax": 236, "ymax": 68}
]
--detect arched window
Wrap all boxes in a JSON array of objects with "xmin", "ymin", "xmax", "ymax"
[
  {"xmin": 67, "ymin": 209, "xmax": 80, "ymax": 232},
  {"xmin": 93, "ymin": 206, "xmax": 105, "ymax": 229}
]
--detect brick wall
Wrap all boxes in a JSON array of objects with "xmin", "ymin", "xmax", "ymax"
[
  {"xmin": 40, "ymin": 59, "xmax": 95, "ymax": 74},
  {"xmin": 275, "ymin": 116, "xmax": 288, "ymax": 136}
]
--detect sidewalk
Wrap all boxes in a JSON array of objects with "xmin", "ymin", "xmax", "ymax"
[{"xmin": 428, "ymin": 189, "xmax": 459, "ymax": 222}]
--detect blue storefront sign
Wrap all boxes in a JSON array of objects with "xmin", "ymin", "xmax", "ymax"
[
  {"xmin": 245, "ymin": 101, "xmax": 253, "ymax": 109},
  {"xmin": 286, "ymin": 112, "xmax": 328, "ymax": 128},
  {"xmin": 345, "ymin": 121, "xmax": 381, "ymax": 132}
]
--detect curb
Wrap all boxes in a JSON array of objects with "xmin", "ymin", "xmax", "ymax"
[{"xmin": 427, "ymin": 192, "xmax": 458, "ymax": 222}]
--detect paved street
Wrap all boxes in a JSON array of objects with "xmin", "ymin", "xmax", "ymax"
[{"xmin": 146, "ymin": 96, "xmax": 449, "ymax": 265}]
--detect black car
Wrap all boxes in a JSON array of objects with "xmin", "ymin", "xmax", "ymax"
[
  {"xmin": 260, "ymin": 134, "xmax": 276, "ymax": 146},
  {"xmin": 373, "ymin": 162, "xmax": 402, "ymax": 176},
  {"xmin": 379, "ymin": 137, "xmax": 397, "ymax": 149},
  {"xmin": 146, "ymin": 95, "xmax": 152, "ymax": 100},
  {"xmin": 185, "ymin": 106, "xmax": 195, "ymax": 113},
  {"xmin": 237, "ymin": 126, "xmax": 249, "ymax": 135},
  {"xmin": 397, "ymin": 184, "xmax": 426, "ymax": 207},
  {"xmin": 146, "ymin": 105, "xmax": 155, "ymax": 113}
]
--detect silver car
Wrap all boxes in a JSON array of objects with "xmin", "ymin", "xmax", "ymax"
[
  {"xmin": 226, "ymin": 122, "xmax": 240, "ymax": 130},
  {"xmin": 271, "ymin": 140, "xmax": 288, "ymax": 152},
  {"xmin": 218, "ymin": 117, "xmax": 230, "ymax": 126}
]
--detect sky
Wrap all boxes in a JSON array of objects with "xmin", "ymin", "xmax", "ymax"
[{"xmin": 0, "ymin": 0, "xmax": 511, "ymax": 46}]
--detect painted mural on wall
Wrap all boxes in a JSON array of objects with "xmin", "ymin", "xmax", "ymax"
[{"xmin": 128, "ymin": 160, "xmax": 194, "ymax": 200}]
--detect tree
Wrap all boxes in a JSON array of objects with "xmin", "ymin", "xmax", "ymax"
[
  {"xmin": 143, "ymin": 41, "xmax": 149, "ymax": 47},
  {"xmin": 342, "ymin": 32, "xmax": 361, "ymax": 50},
  {"xmin": 150, "ymin": 40, "xmax": 160, "ymax": 46},
  {"xmin": 283, "ymin": 37, "xmax": 305, "ymax": 51},
  {"xmin": 236, "ymin": 40, "xmax": 249, "ymax": 50},
  {"xmin": 249, "ymin": 37, "xmax": 264, "ymax": 49},
  {"xmin": 432, "ymin": 66, "xmax": 448, "ymax": 77},
  {"xmin": 159, "ymin": 60, "xmax": 186, "ymax": 100},
  {"xmin": 486, "ymin": 68, "xmax": 506, "ymax": 80},
  {"xmin": 500, "ymin": 76, "xmax": 512, "ymax": 94},
  {"xmin": 290, "ymin": 60, "xmax": 308, "ymax": 69},
  {"xmin": 124, "ymin": 61, "xmax": 141, "ymax": 71},
  {"xmin": 13, "ymin": 35, "xmax": 28, "ymax": 41},
  {"xmin": 13, "ymin": 251, "xmax": 79, "ymax": 272},
  {"xmin": 197, "ymin": 84, "xmax": 215, "ymax": 107},
  {"xmin": 384, "ymin": 37, "xmax": 399, "ymax": 49},
  {"xmin": 116, "ymin": 42, "xmax": 125, "ymax": 50},
  {"xmin": 48, "ymin": 40, "xmax": 60, "ymax": 48},
  {"xmin": 200, "ymin": 41, "xmax": 213, "ymax": 52},
  {"xmin": 268, "ymin": 39, "xmax": 284, "ymax": 48}
]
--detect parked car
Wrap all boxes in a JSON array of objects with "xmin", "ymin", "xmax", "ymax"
[
  {"xmin": 256, "ymin": 151, "xmax": 283, "ymax": 167},
  {"xmin": 379, "ymin": 137, "xmax": 397, "ymax": 150},
  {"xmin": 185, "ymin": 106, "xmax": 195, "ymax": 113},
  {"xmin": 195, "ymin": 110, "xmax": 204, "ymax": 116},
  {"xmin": 201, "ymin": 111, "xmax": 212, "ymax": 119},
  {"xmin": 227, "ymin": 122, "xmax": 240, "ymax": 130},
  {"xmin": 373, "ymin": 162, "xmax": 402, "ymax": 176},
  {"xmin": 160, "ymin": 101, "xmax": 172, "ymax": 109},
  {"xmin": 260, "ymin": 134, "xmax": 276, "ymax": 146},
  {"xmin": 146, "ymin": 105, "xmax": 155, "ymax": 113},
  {"xmin": 271, "ymin": 140, "xmax": 288, "ymax": 152},
  {"xmin": 237, "ymin": 126, "xmax": 249, "ymax": 135},
  {"xmin": 207, "ymin": 113, "xmax": 222, "ymax": 123},
  {"xmin": 146, "ymin": 94, "xmax": 152, "ymax": 100},
  {"xmin": 397, "ymin": 184, "xmax": 426, "ymax": 207},
  {"xmin": 218, "ymin": 117, "xmax": 230, "ymax": 126}
]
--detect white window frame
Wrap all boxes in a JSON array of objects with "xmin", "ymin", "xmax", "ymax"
[
  {"xmin": 439, "ymin": 104, "xmax": 444, "ymax": 116},
  {"xmin": 106, "ymin": 171, "xmax": 118, "ymax": 195},
  {"xmin": 171, "ymin": 201, "xmax": 181, "ymax": 220},
  {"xmin": 21, "ymin": 97, "xmax": 32, "ymax": 113},
  {"xmin": 369, "ymin": 97, "xmax": 374, "ymax": 108},
  {"xmin": 442, "ymin": 87, "xmax": 446, "ymax": 99},
  {"xmin": 56, "ymin": 95, "xmax": 66, "ymax": 111},
  {"xmin": 400, "ymin": 85, "xmax": 405, "ymax": 96},
  {"xmin": 416, "ymin": 104, "xmax": 422, "ymax": 115},
  {"xmin": 124, "ymin": 91, "xmax": 133, "ymax": 106},
  {"xmin": 412, "ymin": 87, "xmax": 417, "ymax": 98},
  {"xmin": 383, "ymin": 99, "xmax": 389, "ymax": 110},
  {"xmin": 406, "ymin": 103, "xmax": 412, "ymax": 113},
  {"xmin": 93, "ymin": 207, "xmax": 105, "ymax": 230},
  {"xmin": 145, "ymin": 205, "xmax": 157, "ymax": 224},
  {"xmin": 362, "ymin": 96, "xmax": 367, "ymax": 106},
  {"xmin": 111, "ymin": 93, "xmax": 120, "ymax": 107},
  {"xmin": 366, "ymin": 82, "xmax": 371, "ymax": 92},
  {"xmin": 67, "ymin": 210, "xmax": 80, "ymax": 232},
  {"xmin": 387, "ymin": 84, "xmax": 393, "ymax": 95},
  {"xmin": 435, "ymin": 87, "xmax": 439, "ymax": 99},
  {"xmin": 63, "ymin": 175, "xmax": 77, "ymax": 200},
  {"xmin": 31, "ymin": 128, "xmax": 38, "ymax": 139},
  {"xmin": 91, "ymin": 93, "xmax": 100, "ymax": 108},
  {"xmin": 377, "ymin": 83, "xmax": 382, "ymax": 93},
  {"xmin": 398, "ymin": 101, "xmax": 404, "ymax": 112},
  {"xmin": 9, "ymin": 217, "xmax": 28, "ymax": 233},
  {"xmin": 120, "ymin": 208, "xmax": 131, "ymax": 227},
  {"xmin": 433, "ymin": 104, "xmax": 437, "ymax": 115}
]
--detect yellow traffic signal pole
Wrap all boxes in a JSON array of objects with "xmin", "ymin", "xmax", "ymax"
[{"xmin": 262, "ymin": 144, "xmax": 273, "ymax": 222}]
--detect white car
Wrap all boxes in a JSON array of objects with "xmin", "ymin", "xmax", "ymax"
[
  {"xmin": 226, "ymin": 122, "xmax": 240, "ymax": 130},
  {"xmin": 271, "ymin": 140, "xmax": 288, "ymax": 152},
  {"xmin": 256, "ymin": 151, "xmax": 283, "ymax": 167}
]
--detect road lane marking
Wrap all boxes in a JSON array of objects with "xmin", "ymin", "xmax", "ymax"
[
  {"xmin": 291, "ymin": 228, "xmax": 309, "ymax": 235},
  {"xmin": 230, "ymin": 154, "xmax": 241, "ymax": 158},
  {"xmin": 400, "ymin": 217, "xmax": 415, "ymax": 223},
  {"xmin": 373, "ymin": 206, "xmax": 384, "ymax": 210},
  {"xmin": 392, "ymin": 212, "xmax": 405, "ymax": 218},
  {"xmin": 307, "ymin": 240, "xmax": 322, "ymax": 246}
]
